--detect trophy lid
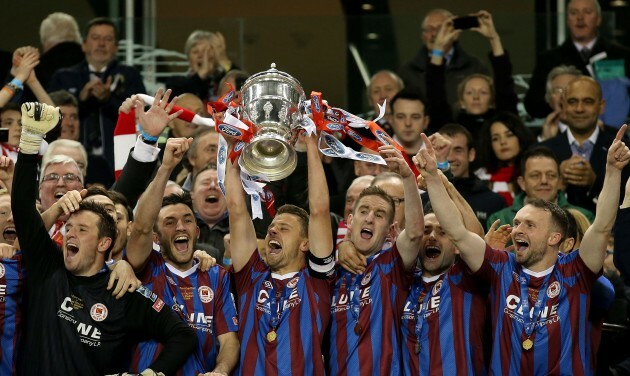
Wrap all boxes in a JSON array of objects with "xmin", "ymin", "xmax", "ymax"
[{"xmin": 241, "ymin": 63, "xmax": 305, "ymax": 97}]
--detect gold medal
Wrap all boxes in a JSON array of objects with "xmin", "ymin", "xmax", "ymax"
[
  {"xmin": 522, "ymin": 338, "xmax": 533, "ymax": 350},
  {"xmin": 354, "ymin": 323, "xmax": 362, "ymax": 335},
  {"xmin": 266, "ymin": 330, "xmax": 277, "ymax": 343}
]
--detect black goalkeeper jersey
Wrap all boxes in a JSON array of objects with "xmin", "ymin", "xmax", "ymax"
[{"xmin": 13, "ymin": 153, "xmax": 197, "ymax": 375}]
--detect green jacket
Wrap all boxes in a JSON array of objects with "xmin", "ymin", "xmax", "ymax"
[{"xmin": 487, "ymin": 192, "xmax": 595, "ymax": 228}]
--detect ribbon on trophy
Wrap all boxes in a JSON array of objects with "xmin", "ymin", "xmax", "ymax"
[{"xmin": 211, "ymin": 85, "xmax": 275, "ymax": 219}]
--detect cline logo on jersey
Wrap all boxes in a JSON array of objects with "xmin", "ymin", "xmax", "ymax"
[
  {"xmin": 58, "ymin": 297, "xmax": 102, "ymax": 347},
  {"xmin": 172, "ymin": 302, "xmax": 215, "ymax": 333},
  {"xmin": 256, "ymin": 284, "xmax": 302, "ymax": 314},
  {"xmin": 331, "ymin": 287, "xmax": 372, "ymax": 313},
  {"xmin": 504, "ymin": 295, "xmax": 560, "ymax": 326}
]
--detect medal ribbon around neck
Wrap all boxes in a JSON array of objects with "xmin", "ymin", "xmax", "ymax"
[
  {"xmin": 519, "ymin": 267, "xmax": 555, "ymax": 348},
  {"xmin": 411, "ymin": 273, "xmax": 447, "ymax": 353},
  {"xmin": 267, "ymin": 276, "xmax": 299, "ymax": 340}
]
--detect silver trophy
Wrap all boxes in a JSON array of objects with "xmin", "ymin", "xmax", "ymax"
[{"xmin": 240, "ymin": 63, "xmax": 305, "ymax": 181}]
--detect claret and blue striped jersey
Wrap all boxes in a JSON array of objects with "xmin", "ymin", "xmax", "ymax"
[
  {"xmin": 476, "ymin": 244, "xmax": 598, "ymax": 375},
  {"xmin": 233, "ymin": 249, "xmax": 334, "ymax": 376},
  {"xmin": 327, "ymin": 244, "xmax": 412, "ymax": 376},
  {"xmin": 401, "ymin": 261, "xmax": 488, "ymax": 376},
  {"xmin": 130, "ymin": 250, "xmax": 238, "ymax": 375},
  {"xmin": 0, "ymin": 253, "xmax": 24, "ymax": 375}
]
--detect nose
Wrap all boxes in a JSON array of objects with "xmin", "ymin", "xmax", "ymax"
[
  {"xmin": 176, "ymin": 219, "xmax": 186, "ymax": 231},
  {"xmin": 365, "ymin": 211, "xmax": 375, "ymax": 223}
]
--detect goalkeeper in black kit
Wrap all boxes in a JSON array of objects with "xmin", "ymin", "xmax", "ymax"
[{"xmin": 12, "ymin": 102, "xmax": 197, "ymax": 375}]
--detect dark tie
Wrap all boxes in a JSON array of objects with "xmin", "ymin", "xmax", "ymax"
[{"xmin": 580, "ymin": 47, "xmax": 591, "ymax": 63}]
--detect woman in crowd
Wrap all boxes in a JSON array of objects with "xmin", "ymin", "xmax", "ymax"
[
  {"xmin": 474, "ymin": 111, "xmax": 534, "ymax": 206},
  {"xmin": 167, "ymin": 30, "xmax": 237, "ymax": 102}
]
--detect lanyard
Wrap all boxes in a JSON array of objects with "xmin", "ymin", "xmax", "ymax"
[
  {"xmin": 519, "ymin": 268, "xmax": 554, "ymax": 340},
  {"xmin": 268, "ymin": 275, "xmax": 298, "ymax": 330},
  {"xmin": 411, "ymin": 273, "xmax": 445, "ymax": 352}
]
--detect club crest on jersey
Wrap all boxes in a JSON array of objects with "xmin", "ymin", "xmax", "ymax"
[
  {"xmin": 547, "ymin": 281, "xmax": 561, "ymax": 299},
  {"xmin": 198, "ymin": 286, "xmax": 214, "ymax": 303},
  {"xmin": 432, "ymin": 280, "xmax": 443, "ymax": 296},
  {"xmin": 264, "ymin": 280, "xmax": 273, "ymax": 289},
  {"xmin": 287, "ymin": 276, "xmax": 299, "ymax": 289},
  {"xmin": 361, "ymin": 271, "xmax": 372, "ymax": 286},
  {"xmin": 0, "ymin": 263, "xmax": 4, "ymax": 278},
  {"xmin": 90, "ymin": 303, "xmax": 108, "ymax": 322}
]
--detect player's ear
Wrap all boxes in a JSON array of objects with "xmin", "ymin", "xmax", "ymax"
[{"xmin": 299, "ymin": 239, "xmax": 309, "ymax": 253}]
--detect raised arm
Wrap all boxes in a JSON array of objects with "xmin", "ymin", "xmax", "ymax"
[
  {"xmin": 380, "ymin": 135, "xmax": 423, "ymax": 269},
  {"xmin": 225, "ymin": 158, "xmax": 258, "ymax": 273},
  {"xmin": 12, "ymin": 102, "xmax": 62, "ymax": 273},
  {"xmin": 441, "ymin": 172, "xmax": 485, "ymax": 237},
  {"xmin": 614, "ymin": 177, "xmax": 630, "ymax": 283},
  {"xmin": 416, "ymin": 133, "xmax": 486, "ymax": 272},
  {"xmin": 125, "ymin": 92, "xmax": 187, "ymax": 271},
  {"xmin": 580, "ymin": 125, "xmax": 630, "ymax": 273},
  {"xmin": 305, "ymin": 132, "xmax": 333, "ymax": 258}
]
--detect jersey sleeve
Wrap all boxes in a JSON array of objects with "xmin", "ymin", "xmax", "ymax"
[
  {"xmin": 233, "ymin": 248, "xmax": 267, "ymax": 295},
  {"xmin": 124, "ymin": 287, "xmax": 197, "ymax": 374},
  {"xmin": 130, "ymin": 250, "xmax": 163, "ymax": 285},
  {"xmin": 449, "ymin": 260, "xmax": 490, "ymax": 295},
  {"xmin": 378, "ymin": 244, "xmax": 413, "ymax": 290},
  {"xmin": 559, "ymin": 249, "xmax": 599, "ymax": 293},
  {"xmin": 470, "ymin": 243, "xmax": 510, "ymax": 285},
  {"xmin": 12, "ymin": 153, "xmax": 63, "ymax": 282},
  {"xmin": 213, "ymin": 266, "xmax": 239, "ymax": 336}
]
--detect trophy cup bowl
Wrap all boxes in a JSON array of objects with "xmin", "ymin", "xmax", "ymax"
[{"xmin": 240, "ymin": 63, "xmax": 305, "ymax": 181}]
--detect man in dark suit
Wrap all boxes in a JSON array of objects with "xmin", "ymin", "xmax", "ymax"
[
  {"xmin": 49, "ymin": 17, "xmax": 146, "ymax": 171},
  {"xmin": 525, "ymin": 0, "xmax": 630, "ymax": 118},
  {"xmin": 540, "ymin": 76, "xmax": 629, "ymax": 212}
]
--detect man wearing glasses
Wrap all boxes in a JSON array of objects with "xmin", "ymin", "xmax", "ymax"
[{"xmin": 38, "ymin": 155, "xmax": 83, "ymax": 244}]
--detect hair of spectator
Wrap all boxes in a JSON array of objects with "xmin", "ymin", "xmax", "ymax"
[
  {"xmin": 544, "ymin": 65, "xmax": 583, "ymax": 104},
  {"xmin": 43, "ymin": 140, "xmax": 89, "ymax": 174},
  {"xmin": 389, "ymin": 90, "xmax": 427, "ymax": 114},
  {"xmin": 525, "ymin": 198, "xmax": 569, "ymax": 242},
  {"xmin": 192, "ymin": 162, "xmax": 218, "ymax": 190},
  {"xmin": 76, "ymin": 200, "xmax": 118, "ymax": 259},
  {"xmin": 566, "ymin": 207, "xmax": 590, "ymax": 244},
  {"xmin": 218, "ymin": 70, "xmax": 250, "ymax": 91},
  {"xmin": 49, "ymin": 90, "xmax": 79, "ymax": 108},
  {"xmin": 40, "ymin": 12, "xmax": 82, "ymax": 51},
  {"xmin": 422, "ymin": 9, "xmax": 454, "ymax": 29},
  {"xmin": 439, "ymin": 123, "xmax": 475, "ymax": 151},
  {"xmin": 367, "ymin": 70, "xmax": 405, "ymax": 95},
  {"xmin": 39, "ymin": 155, "xmax": 83, "ymax": 185},
  {"xmin": 85, "ymin": 186, "xmax": 113, "ymax": 201},
  {"xmin": 457, "ymin": 74, "xmax": 496, "ymax": 109},
  {"xmin": 188, "ymin": 128, "xmax": 216, "ymax": 161},
  {"xmin": 0, "ymin": 102, "xmax": 20, "ymax": 117},
  {"xmin": 371, "ymin": 171, "xmax": 403, "ymax": 187},
  {"xmin": 519, "ymin": 146, "xmax": 559, "ymax": 178},
  {"xmin": 276, "ymin": 204, "xmax": 309, "ymax": 238},
  {"xmin": 108, "ymin": 190, "xmax": 134, "ymax": 221},
  {"xmin": 85, "ymin": 17, "xmax": 118, "ymax": 41},
  {"xmin": 348, "ymin": 175, "xmax": 376, "ymax": 193},
  {"xmin": 478, "ymin": 111, "xmax": 535, "ymax": 172},
  {"xmin": 567, "ymin": 0, "xmax": 601, "ymax": 16},
  {"xmin": 353, "ymin": 185, "xmax": 396, "ymax": 224},
  {"xmin": 184, "ymin": 30, "xmax": 214, "ymax": 56}
]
